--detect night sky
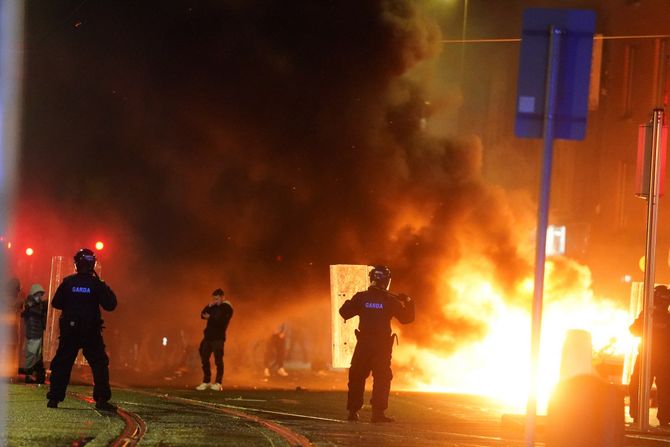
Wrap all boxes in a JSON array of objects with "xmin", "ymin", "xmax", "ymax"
[{"xmin": 14, "ymin": 0, "xmax": 534, "ymax": 377}]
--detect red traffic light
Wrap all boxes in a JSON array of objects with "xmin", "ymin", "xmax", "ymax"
[
  {"xmin": 25, "ymin": 247, "xmax": 34, "ymax": 256},
  {"xmin": 95, "ymin": 241, "xmax": 104, "ymax": 250}
]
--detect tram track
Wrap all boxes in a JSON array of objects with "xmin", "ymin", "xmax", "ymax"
[
  {"xmin": 70, "ymin": 392, "xmax": 147, "ymax": 447},
  {"xmin": 128, "ymin": 389, "xmax": 313, "ymax": 447}
]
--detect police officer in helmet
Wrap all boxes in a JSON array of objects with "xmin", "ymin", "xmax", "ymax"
[
  {"xmin": 47, "ymin": 248, "xmax": 117, "ymax": 411},
  {"xmin": 339, "ymin": 265, "xmax": 415, "ymax": 422},
  {"xmin": 629, "ymin": 284, "xmax": 670, "ymax": 425}
]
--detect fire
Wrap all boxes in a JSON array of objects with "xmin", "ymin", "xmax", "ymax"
[{"xmin": 394, "ymin": 256, "xmax": 634, "ymax": 414}]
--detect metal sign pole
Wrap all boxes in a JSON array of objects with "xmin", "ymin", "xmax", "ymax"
[
  {"xmin": 524, "ymin": 25, "xmax": 562, "ymax": 447},
  {"xmin": 638, "ymin": 108, "xmax": 665, "ymax": 431}
]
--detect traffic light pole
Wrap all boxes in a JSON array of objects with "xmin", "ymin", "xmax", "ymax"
[{"xmin": 638, "ymin": 108, "xmax": 665, "ymax": 431}]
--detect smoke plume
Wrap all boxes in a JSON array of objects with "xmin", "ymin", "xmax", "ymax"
[{"xmin": 15, "ymin": 0, "xmax": 532, "ymax": 383}]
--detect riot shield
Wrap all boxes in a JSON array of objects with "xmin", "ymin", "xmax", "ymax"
[{"xmin": 330, "ymin": 264, "xmax": 370, "ymax": 369}]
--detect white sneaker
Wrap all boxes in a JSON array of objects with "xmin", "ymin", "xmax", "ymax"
[
  {"xmin": 210, "ymin": 383, "xmax": 222, "ymax": 391},
  {"xmin": 263, "ymin": 368, "xmax": 270, "ymax": 377},
  {"xmin": 277, "ymin": 367, "xmax": 288, "ymax": 377},
  {"xmin": 196, "ymin": 382, "xmax": 210, "ymax": 391}
]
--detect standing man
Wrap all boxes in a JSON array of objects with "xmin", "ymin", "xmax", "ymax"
[
  {"xmin": 629, "ymin": 284, "xmax": 670, "ymax": 425},
  {"xmin": 20, "ymin": 283, "xmax": 48, "ymax": 383},
  {"xmin": 47, "ymin": 248, "xmax": 117, "ymax": 411},
  {"xmin": 264, "ymin": 322, "xmax": 288, "ymax": 377},
  {"xmin": 339, "ymin": 265, "xmax": 414, "ymax": 423},
  {"xmin": 196, "ymin": 288, "xmax": 233, "ymax": 391}
]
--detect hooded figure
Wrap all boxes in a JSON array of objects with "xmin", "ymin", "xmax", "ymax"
[{"xmin": 20, "ymin": 284, "xmax": 47, "ymax": 383}]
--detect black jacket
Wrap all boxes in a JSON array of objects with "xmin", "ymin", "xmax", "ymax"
[
  {"xmin": 201, "ymin": 301, "xmax": 234, "ymax": 341},
  {"xmin": 339, "ymin": 286, "xmax": 415, "ymax": 337},
  {"xmin": 630, "ymin": 309, "xmax": 670, "ymax": 365},
  {"xmin": 52, "ymin": 273, "xmax": 117, "ymax": 329},
  {"xmin": 21, "ymin": 295, "xmax": 47, "ymax": 339}
]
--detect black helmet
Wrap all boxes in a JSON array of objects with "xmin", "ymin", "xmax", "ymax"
[
  {"xmin": 369, "ymin": 265, "xmax": 391, "ymax": 290},
  {"xmin": 655, "ymin": 285, "xmax": 670, "ymax": 301},
  {"xmin": 74, "ymin": 248, "xmax": 96, "ymax": 273}
]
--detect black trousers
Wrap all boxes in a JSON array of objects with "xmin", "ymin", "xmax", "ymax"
[
  {"xmin": 264, "ymin": 334, "xmax": 285, "ymax": 370},
  {"xmin": 47, "ymin": 330, "xmax": 111, "ymax": 403},
  {"xmin": 629, "ymin": 357, "xmax": 670, "ymax": 424},
  {"xmin": 347, "ymin": 335, "xmax": 394, "ymax": 411},
  {"xmin": 199, "ymin": 338, "xmax": 224, "ymax": 383}
]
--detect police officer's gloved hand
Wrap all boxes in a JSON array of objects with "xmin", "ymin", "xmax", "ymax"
[{"xmin": 398, "ymin": 294, "xmax": 411, "ymax": 304}]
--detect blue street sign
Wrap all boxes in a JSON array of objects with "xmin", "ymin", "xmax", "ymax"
[{"xmin": 515, "ymin": 8, "xmax": 596, "ymax": 140}]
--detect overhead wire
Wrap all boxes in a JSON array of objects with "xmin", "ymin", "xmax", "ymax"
[{"xmin": 441, "ymin": 34, "xmax": 670, "ymax": 44}]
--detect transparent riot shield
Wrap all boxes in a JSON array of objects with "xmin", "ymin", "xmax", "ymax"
[
  {"xmin": 44, "ymin": 256, "xmax": 69, "ymax": 364},
  {"xmin": 330, "ymin": 264, "xmax": 371, "ymax": 369}
]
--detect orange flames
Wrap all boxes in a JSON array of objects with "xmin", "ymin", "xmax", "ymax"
[{"xmin": 393, "ymin": 255, "xmax": 633, "ymax": 414}]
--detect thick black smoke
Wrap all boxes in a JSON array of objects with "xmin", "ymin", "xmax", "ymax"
[{"xmin": 16, "ymin": 0, "xmax": 530, "ymax": 379}]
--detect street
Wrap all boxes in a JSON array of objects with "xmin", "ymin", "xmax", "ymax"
[{"xmin": 5, "ymin": 379, "xmax": 670, "ymax": 446}]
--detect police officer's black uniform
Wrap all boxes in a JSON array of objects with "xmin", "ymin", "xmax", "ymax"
[
  {"xmin": 629, "ymin": 285, "xmax": 670, "ymax": 425},
  {"xmin": 47, "ymin": 249, "xmax": 117, "ymax": 409},
  {"xmin": 339, "ymin": 266, "xmax": 414, "ymax": 422}
]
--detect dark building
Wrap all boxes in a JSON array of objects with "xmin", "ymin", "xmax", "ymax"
[{"xmin": 441, "ymin": 0, "xmax": 670, "ymax": 302}]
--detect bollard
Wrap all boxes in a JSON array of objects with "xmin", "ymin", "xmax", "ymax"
[
  {"xmin": 547, "ymin": 375, "xmax": 624, "ymax": 447},
  {"xmin": 547, "ymin": 329, "xmax": 624, "ymax": 447},
  {"xmin": 559, "ymin": 329, "xmax": 593, "ymax": 380}
]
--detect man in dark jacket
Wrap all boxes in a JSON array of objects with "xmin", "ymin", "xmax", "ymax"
[
  {"xmin": 196, "ymin": 288, "xmax": 233, "ymax": 391},
  {"xmin": 339, "ymin": 265, "xmax": 415, "ymax": 423},
  {"xmin": 21, "ymin": 283, "xmax": 48, "ymax": 383},
  {"xmin": 47, "ymin": 248, "xmax": 117, "ymax": 411},
  {"xmin": 629, "ymin": 284, "xmax": 670, "ymax": 425}
]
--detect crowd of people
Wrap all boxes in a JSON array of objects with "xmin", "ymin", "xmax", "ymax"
[
  {"xmin": 9, "ymin": 253, "xmax": 670, "ymax": 424},
  {"xmin": 5, "ymin": 256, "xmax": 418, "ymax": 422}
]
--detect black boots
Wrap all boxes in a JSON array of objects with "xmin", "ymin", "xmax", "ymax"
[
  {"xmin": 371, "ymin": 409, "xmax": 395, "ymax": 423},
  {"xmin": 95, "ymin": 401, "xmax": 116, "ymax": 411},
  {"xmin": 47, "ymin": 399, "xmax": 58, "ymax": 408},
  {"xmin": 347, "ymin": 409, "xmax": 394, "ymax": 422},
  {"xmin": 95, "ymin": 401, "xmax": 117, "ymax": 412}
]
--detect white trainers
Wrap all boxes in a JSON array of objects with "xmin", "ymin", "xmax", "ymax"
[
  {"xmin": 196, "ymin": 382, "xmax": 210, "ymax": 391},
  {"xmin": 277, "ymin": 367, "xmax": 288, "ymax": 377},
  {"xmin": 210, "ymin": 383, "xmax": 222, "ymax": 391}
]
